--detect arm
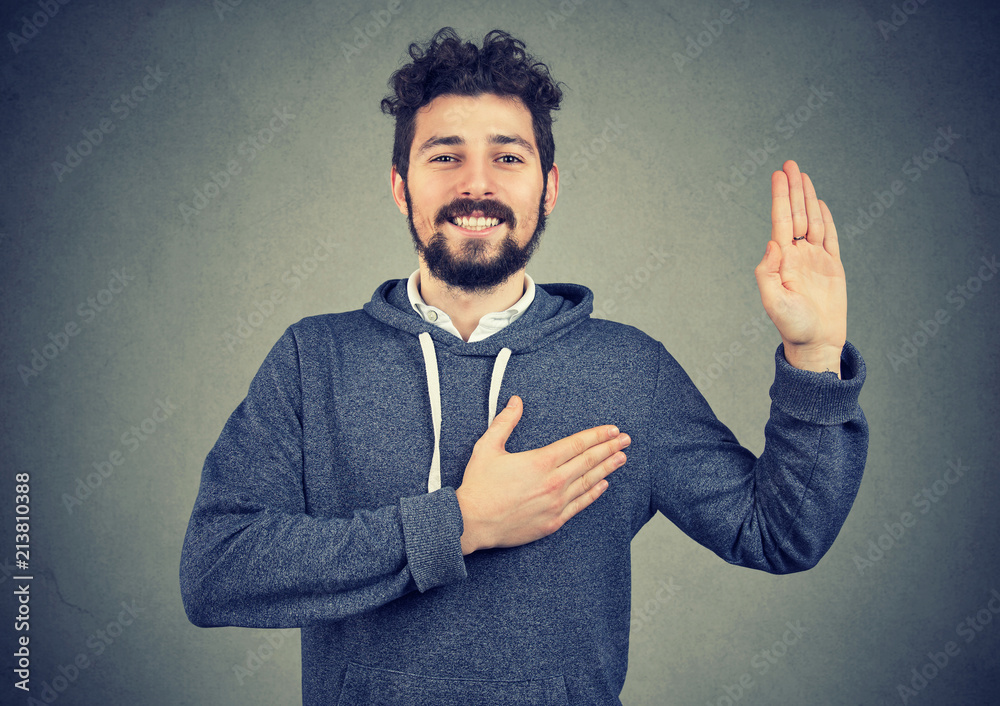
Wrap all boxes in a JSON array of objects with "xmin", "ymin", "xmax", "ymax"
[
  {"xmin": 180, "ymin": 330, "xmax": 628, "ymax": 627},
  {"xmin": 180, "ymin": 329, "xmax": 466, "ymax": 628},
  {"xmin": 649, "ymin": 341, "xmax": 868, "ymax": 573},
  {"xmin": 650, "ymin": 159, "xmax": 866, "ymax": 572}
]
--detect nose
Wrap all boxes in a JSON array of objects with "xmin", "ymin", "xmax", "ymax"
[{"xmin": 457, "ymin": 156, "xmax": 496, "ymax": 200}]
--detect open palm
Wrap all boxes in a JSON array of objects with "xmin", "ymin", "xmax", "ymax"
[{"xmin": 754, "ymin": 160, "xmax": 847, "ymax": 375}]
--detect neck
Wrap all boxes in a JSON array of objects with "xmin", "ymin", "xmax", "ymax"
[{"xmin": 417, "ymin": 264, "xmax": 526, "ymax": 342}]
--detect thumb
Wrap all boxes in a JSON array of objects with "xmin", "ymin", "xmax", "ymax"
[
  {"xmin": 754, "ymin": 240, "xmax": 784, "ymax": 311},
  {"xmin": 483, "ymin": 395, "xmax": 523, "ymax": 450}
]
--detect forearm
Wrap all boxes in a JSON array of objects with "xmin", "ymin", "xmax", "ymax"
[
  {"xmin": 181, "ymin": 503, "xmax": 412, "ymax": 628},
  {"xmin": 181, "ymin": 485, "xmax": 466, "ymax": 628},
  {"xmin": 740, "ymin": 404, "xmax": 867, "ymax": 571},
  {"xmin": 651, "ymin": 342, "xmax": 868, "ymax": 573},
  {"xmin": 734, "ymin": 341, "xmax": 868, "ymax": 570}
]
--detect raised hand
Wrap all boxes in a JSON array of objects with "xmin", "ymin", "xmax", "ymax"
[
  {"xmin": 754, "ymin": 160, "xmax": 847, "ymax": 376},
  {"xmin": 455, "ymin": 395, "xmax": 629, "ymax": 555}
]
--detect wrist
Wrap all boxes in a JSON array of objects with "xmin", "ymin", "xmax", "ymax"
[
  {"xmin": 783, "ymin": 341, "xmax": 843, "ymax": 378},
  {"xmin": 455, "ymin": 486, "xmax": 486, "ymax": 555},
  {"xmin": 459, "ymin": 531, "xmax": 478, "ymax": 556}
]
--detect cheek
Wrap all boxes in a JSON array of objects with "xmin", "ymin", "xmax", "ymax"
[
  {"xmin": 515, "ymin": 190, "xmax": 544, "ymax": 221},
  {"xmin": 412, "ymin": 185, "xmax": 446, "ymax": 214},
  {"xmin": 407, "ymin": 193, "xmax": 436, "ymax": 222}
]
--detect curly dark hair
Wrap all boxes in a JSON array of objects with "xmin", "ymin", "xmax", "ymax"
[{"xmin": 381, "ymin": 27, "xmax": 563, "ymax": 182}]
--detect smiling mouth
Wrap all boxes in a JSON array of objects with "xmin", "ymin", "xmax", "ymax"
[{"xmin": 449, "ymin": 215, "xmax": 503, "ymax": 231}]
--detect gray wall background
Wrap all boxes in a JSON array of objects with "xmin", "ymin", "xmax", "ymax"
[{"xmin": 1, "ymin": 0, "xmax": 998, "ymax": 704}]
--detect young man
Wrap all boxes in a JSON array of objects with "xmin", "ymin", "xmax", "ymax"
[{"xmin": 181, "ymin": 28, "xmax": 868, "ymax": 705}]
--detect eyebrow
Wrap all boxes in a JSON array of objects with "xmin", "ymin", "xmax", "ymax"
[{"xmin": 416, "ymin": 133, "xmax": 536, "ymax": 156}]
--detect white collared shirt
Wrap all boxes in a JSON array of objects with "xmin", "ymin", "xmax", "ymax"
[{"xmin": 406, "ymin": 270, "xmax": 535, "ymax": 343}]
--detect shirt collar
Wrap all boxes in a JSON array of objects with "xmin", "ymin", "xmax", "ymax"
[{"xmin": 406, "ymin": 270, "xmax": 535, "ymax": 343}]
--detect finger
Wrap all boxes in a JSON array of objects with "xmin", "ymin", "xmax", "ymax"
[
  {"xmin": 558, "ymin": 432, "xmax": 630, "ymax": 485},
  {"xmin": 480, "ymin": 395, "xmax": 523, "ymax": 451},
  {"xmin": 559, "ymin": 474, "xmax": 612, "ymax": 526},
  {"xmin": 771, "ymin": 169, "xmax": 793, "ymax": 246},
  {"xmin": 784, "ymin": 160, "xmax": 808, "ymax": 240},
  {"xmin": 754, "ymin": 240, "xmax": 784, "ymax": 313},
  {"xmin": 819, "ymin": 199, "xmax": 841, "ymax": 259},
  {"xmin": 539, "ymin": 423, "xmax": 623, "ymax": 468},
  {"xmin": 801, "ymin": 173, "xmax": 825, "ymax": 245},
  {"xmin": 565, "ymin": 446, "xmax": 626, "ymax": 503}
]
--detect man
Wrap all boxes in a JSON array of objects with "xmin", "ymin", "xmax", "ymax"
[{"xmin": 181, "ymin": 28, "xmax": 867, "ymax": 705}]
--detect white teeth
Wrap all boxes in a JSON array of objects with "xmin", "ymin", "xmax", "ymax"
[{"xmin": 451, "ymin": 216, "xmax": 500, "ymax": 230}]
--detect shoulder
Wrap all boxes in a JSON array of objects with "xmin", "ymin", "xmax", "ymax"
[
  {"xmin": 579, "ymin": 316, "xmax": 664, "ymax": 354},
  {"xmin": 575, "ymin": 317, "xmax": 693, "ymax": 384},
  {"xmin": 286, "ymin": 309, "xmax": 379, "ymax": 344},
  {"xmin": 281, "ymin": 309, "xmax": 409, "ymax": 363},
  {"xmin": 287, "ymin": 310, "xmax": 371, "ymax": 339}
]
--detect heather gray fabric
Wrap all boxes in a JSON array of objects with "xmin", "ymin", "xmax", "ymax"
[{"xmin": 180, "ymin": 277, "xmax": 868, "ymax": 705}]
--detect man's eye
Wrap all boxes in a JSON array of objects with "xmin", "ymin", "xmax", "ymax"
[
  {"xmin": 498, "ymin": 155, "xmax": 523, "ymax": 164},
  {"xmin": 431, "ymin": 155, "xmax": 456, "ymax": 163}
]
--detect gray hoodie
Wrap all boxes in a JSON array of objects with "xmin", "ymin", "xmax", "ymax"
[{"xmin": 180, "ymin": 277, "xmax": 868, "ymax": 705}]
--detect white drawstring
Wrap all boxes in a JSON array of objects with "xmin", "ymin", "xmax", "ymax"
[
  {"xmin": 418, "ymin": 332, "xmax": 442, "ymax": 493},
  {"xmin": 417, "ymin": 332, "xmax": 513, "ymax": 493},
  {"xmin": 488, "ymin": 348, "xmax": 512, "ymax": 426}
]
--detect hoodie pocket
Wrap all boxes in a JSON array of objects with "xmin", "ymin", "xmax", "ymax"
[{"xmin": 336, "ymin": 662, "xmax": 570, "ymax": 706}]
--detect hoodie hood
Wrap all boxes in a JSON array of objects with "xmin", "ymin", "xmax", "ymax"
[
  {"xmin": 363, "ymin": 277, "xmax": 595, "ymax": 491},
  {"xmin": 363, "ymin": 277, "xmax": 595, "ymax": 356}
]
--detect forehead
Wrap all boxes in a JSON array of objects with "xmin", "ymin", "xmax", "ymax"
[{"xmin": 412, "ymin": 93, "xmax": 536, "ymax": 144}]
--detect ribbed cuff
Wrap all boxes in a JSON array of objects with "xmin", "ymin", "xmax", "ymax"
[
  {"xmin": 399, "ymin": 487, "xmax": 467, "ymax": 592},
  {"xmin": 769, "ymin": 341, "xmax": 866, "ymax": 425}
]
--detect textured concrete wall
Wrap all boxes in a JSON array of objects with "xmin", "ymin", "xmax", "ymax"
[{"xmin": 1, "ymin": 0, "xmax": 997, "ymax": 703}]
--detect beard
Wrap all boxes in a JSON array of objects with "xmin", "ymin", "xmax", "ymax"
[{"xmin": 404, "ymin": 183, "xmax": 548, "ymax": 293}]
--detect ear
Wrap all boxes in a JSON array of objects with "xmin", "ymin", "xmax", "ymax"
[
  {"xmin": 390, "ymin": 165, "xmax": 408, "ymax": 216},
  {"xmin": 543, "ymin": 163, "xmax": 559, "ymax": 216}
]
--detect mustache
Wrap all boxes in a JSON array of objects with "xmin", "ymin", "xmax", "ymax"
[{"xmin": 434, "ymin": 198, "xmax": 517, "ymax": 228}]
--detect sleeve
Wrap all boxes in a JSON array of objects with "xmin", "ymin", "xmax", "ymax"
[
  {"xmin": 648, "ymin": 341, "xmax": 869, "ymax": 574},
  {"xmin": 179, "ymin": 327, "xmax": 467, "ymax": 629}
]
